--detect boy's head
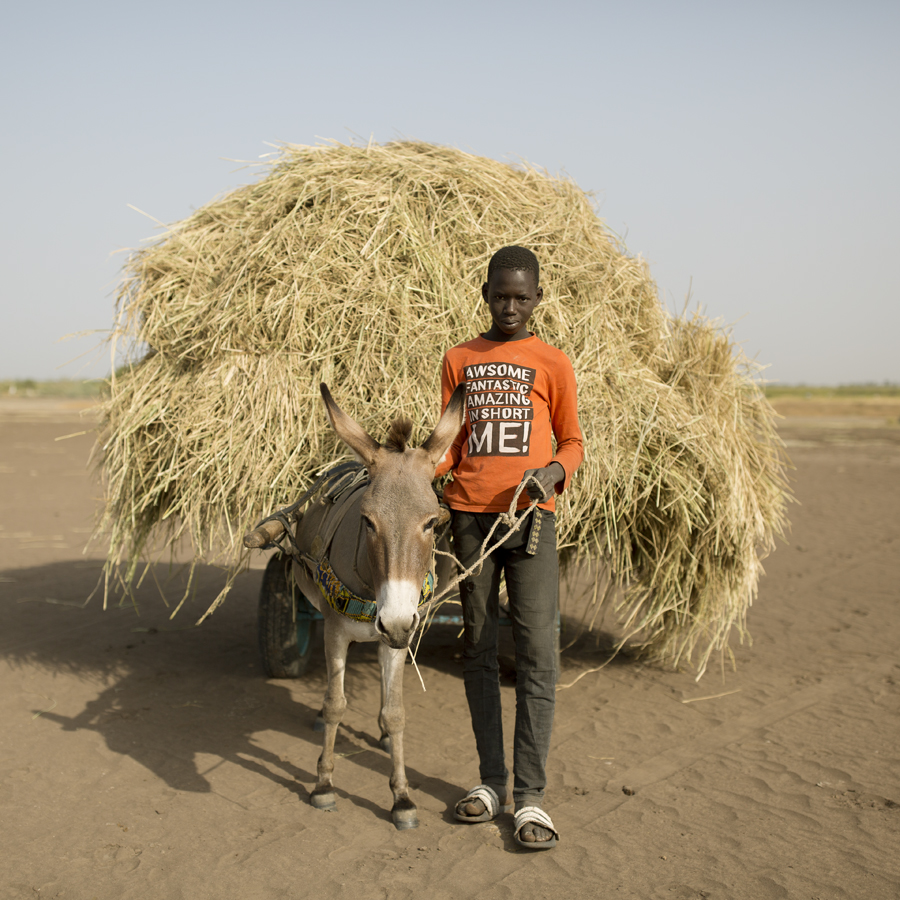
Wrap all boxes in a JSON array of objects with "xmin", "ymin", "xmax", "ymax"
[
  {"xmin": 482, "ymin": 246, "xmax": 543, "ymax": 341},
  {"xmin": 487, "ymin": 245, "xmax": 540, "ymax": 286}
]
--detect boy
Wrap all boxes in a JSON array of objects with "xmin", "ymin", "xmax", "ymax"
[{"xmin": 435, "ymin": 245, "xmax": 583, "ymax": 849}]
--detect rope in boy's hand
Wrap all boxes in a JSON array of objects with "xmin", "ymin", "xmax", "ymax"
[
  {"xmin": 412, "ymin": 476, "xmax": 542, "ymax": 690},
  {"xmin": 424, "ymin": 475, "xmax": 542, "ymax": 609},
  {"xmin": 414, "ymin": 476, "xmax": 543, "ymax": 664}
]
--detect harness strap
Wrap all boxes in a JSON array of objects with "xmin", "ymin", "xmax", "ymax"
[
  {"xmin": 526, "ymin": 508, "xmax": 543, "ymax": 555},
  {"xmin": 312, "ymin": 480, "xmax": 368, "ymax": 563},
  {"xmin": 252, "ymin": 461, "xmax": 366, "ymax": 559}
]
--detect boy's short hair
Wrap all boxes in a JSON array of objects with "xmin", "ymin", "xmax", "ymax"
[{"xmin": 487, "ymin": 246, "xmax": 540, "ymax": 285}]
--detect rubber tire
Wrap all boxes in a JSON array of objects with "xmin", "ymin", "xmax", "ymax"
[{"xmin": 258, "ymin": 553, "xmax": 317, "ymax": 678}]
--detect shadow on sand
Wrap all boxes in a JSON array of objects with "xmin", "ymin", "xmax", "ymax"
[{"xmin": 1, "ymin": 556, "xmax": 628, "ymax": 821}]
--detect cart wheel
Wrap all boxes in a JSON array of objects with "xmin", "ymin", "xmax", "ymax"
[{"xmin": 258, "ymin": 553, "xmax": 317, "ymax": 678}]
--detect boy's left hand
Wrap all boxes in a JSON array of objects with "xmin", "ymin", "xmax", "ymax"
[{"xmin": 521, "ymin": 463, "xmax": 565, "ymax": 502}]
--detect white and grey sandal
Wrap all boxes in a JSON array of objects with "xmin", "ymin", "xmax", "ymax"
[
  {"xmin": 513, "ymin": 806, "xmax": 559, "ymax": 850},
  {"xmin": 454, "ymin": 784, "xmax": 512, "ymax": 823}
]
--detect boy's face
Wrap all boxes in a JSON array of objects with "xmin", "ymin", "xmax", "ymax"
[{"xmin": 481, "ymin": 268, "xmax": 543, "ymax": 340}]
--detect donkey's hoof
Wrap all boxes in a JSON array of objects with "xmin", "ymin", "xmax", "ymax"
[
  {"xmin": 310, "ymin": 789, "xmax": 337, "ymax": 811},
  {"xmin": 391, "ymin": 801, "xmax": 418, "ymax": 830}
]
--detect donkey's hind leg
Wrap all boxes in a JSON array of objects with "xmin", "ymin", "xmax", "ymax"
[
  {"xmin": 310, "ymin": 624, "xmax": 350, "ymax": 811},
  {"xmin": 379, "ymin": 642, "xmax": 418, "ymax": 830}
]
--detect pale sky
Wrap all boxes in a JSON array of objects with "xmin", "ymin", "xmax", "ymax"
[{"xmin": 2, "ymin": 0, "xmax": 897, "ymax": 384}]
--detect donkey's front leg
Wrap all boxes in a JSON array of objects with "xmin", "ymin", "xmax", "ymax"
[
  {"xmin": 379, "ymin": 642, "xmax": 417, "ymax": 830},
  {"xmin": 310, "ymin": 625, "xmax": 350, "ymax": 811}
]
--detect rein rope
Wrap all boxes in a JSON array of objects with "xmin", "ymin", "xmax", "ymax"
[
  {"xmin": 427, "ymin": 476, "xmax": 542, "ymax": 608},
  {"xmin": 411, "ymin": 476, "xmax": 543, "ymax": 664}
]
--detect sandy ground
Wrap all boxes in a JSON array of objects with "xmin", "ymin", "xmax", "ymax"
[{"xmin": 1, "ymin": 398, "xmax": 898, "ymax": 900}]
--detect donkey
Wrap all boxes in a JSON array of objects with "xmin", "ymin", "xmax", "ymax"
[{"xmin": 289, "ymin": 382, "xmax": 465, "ymax": 829}]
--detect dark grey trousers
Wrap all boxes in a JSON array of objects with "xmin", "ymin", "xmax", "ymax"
[{"xmin": 451, "ymin": 508, "xmax": 559, "ymax": 807}]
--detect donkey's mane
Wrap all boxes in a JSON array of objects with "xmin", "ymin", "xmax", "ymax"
[{"xmin": 384, "ymin": 416, "xmax": 414, "ymax": 453}]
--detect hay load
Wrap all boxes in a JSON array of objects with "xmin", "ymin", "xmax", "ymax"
[{"xmin": 98, "ymin": 140, "xmax": 789, "ymax": 675}]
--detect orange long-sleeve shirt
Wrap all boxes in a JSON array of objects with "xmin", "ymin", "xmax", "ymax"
[{"xmin": 435, "ymin": 335, "xmax": 584, "ymax": 513}]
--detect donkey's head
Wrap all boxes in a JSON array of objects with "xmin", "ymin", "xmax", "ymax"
[{"xmin": 320, "ymin": 383, "xmax": 465, "ymax": 649}]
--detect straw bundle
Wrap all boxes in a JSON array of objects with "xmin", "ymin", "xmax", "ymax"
[{"xmin": 98, "ymin": 140, "xmax": 789, "ymax": 675}]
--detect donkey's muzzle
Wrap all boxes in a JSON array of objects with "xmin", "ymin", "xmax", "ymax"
[
  {"xmin": 375, "ymin": 610, "xmax": 420, "ymax": 649},
  {"xmin": 375, "ymin": 579, "xmax": 422, "ymax": 648}
]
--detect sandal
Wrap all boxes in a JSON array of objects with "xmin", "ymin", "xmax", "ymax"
[
  {"xmin": 454, "ymin": 784, "xmax": 512, "ymax": 823},
  {"xmin": 513, "ymin": 806, "xmax": 559, "ymax": 850}
]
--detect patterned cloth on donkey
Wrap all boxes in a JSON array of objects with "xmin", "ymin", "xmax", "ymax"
[{"xmin": 313, "ymin": 556, "xmax": 434, "ymax": 623}]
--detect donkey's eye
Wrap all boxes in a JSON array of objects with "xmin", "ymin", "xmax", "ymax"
[
  {"xmin": 424, "ymin": 517, "xmax": 438, "ymax": 533},
  {"xmin": 362, "ymin": 516, "xmax": 376, "ymax": 533}
]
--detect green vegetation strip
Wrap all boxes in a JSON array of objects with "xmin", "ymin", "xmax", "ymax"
[
  {"xmin": 764, "ymin": 384, "xmax": 900, "ymax": 399},
  {"xmin": 0, "ymin": 379, "xmax": 104, "ymax": 399}
]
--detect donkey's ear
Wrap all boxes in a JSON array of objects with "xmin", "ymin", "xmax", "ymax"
[
  {"xmin": 320, "ymin": 383, "xmax": 381, "ymax": 466},
  {"xmin": 421, "ymin": 383, "xmax": 466, "ymax": 469}
]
